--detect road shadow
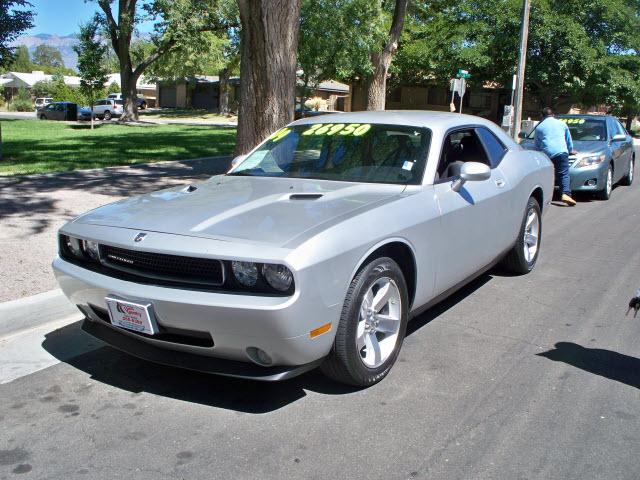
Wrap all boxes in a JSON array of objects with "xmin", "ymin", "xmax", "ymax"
[
  {"xmin": 407, "ymin": 273, "xmax": 493, "ymax": 336},
  {"xmin": 537, "ymin": 342, "xmax": 640, "ymax": 390},
  {"xmin": 41, "ymin": 320, "xmax": 361, "ymax": 414}
]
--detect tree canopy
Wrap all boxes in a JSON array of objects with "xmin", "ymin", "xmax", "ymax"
[{"xmin": 0, "ymin": 0, "xmax": 33, "ymax": 67}]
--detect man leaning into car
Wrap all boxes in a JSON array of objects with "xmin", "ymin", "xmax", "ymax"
[{"xmin": 534, "ymin": 107, "xmax": 577, "ymax": 206}]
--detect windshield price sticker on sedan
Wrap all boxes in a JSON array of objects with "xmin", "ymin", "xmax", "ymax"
[
  {"xmin": 302, "ymin": 123, "xmax": 372, "ymax": 137},
  {"xmin": 560, "ymin": 118, "xmax": 586, "ymax": 124}
]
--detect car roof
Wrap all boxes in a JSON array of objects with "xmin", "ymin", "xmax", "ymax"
[
  {"xmin": 556, "ymin": 114, "xmax": 610, "ymax": 119},
  {"xmin": 290, "ymin": 110, "xmax": 497, "ymax": 129}
]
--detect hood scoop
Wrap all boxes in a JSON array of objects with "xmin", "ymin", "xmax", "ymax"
[
  {"xmin": 182, "ymin": 184, "xmax": 198, "ymax": 193},
  {"xmin": 289, "ymin": 193, "xmax": 323, "ymax": 201}
]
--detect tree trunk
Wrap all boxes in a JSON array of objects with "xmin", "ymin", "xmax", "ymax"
[
  {"xmin": 235, "ymin": 0, "xmax": 301, "ymax": 155},
  {"xmin": 364, "ymin": 0, "xmax": 408, "ymax": 111},
  {"xmin": 219, "ymin": 67, "xmax": 230, "ymax": 115},
  {"xmin": 120, "ymin": 62, "xmax": 139, "ymax": 122}
]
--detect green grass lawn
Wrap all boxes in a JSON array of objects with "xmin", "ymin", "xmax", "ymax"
[{"xmin": 0, "ymin": 119, "xmax": 236, "ymax": 176}]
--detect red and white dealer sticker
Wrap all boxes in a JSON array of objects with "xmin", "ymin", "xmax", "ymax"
[{"xmin": 105, "ymin": 296, "xmax": 158, "ymax": 335}]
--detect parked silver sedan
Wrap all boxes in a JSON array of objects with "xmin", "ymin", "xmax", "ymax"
[
  {"xmin": 53, "ymin": 111, "xmax": 553, "ymax": 386},
  {"xmin": 521, "ymin": 114, "xmax": 635, "ymax": 200}
]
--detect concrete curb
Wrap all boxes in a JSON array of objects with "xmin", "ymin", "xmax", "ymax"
[{"xmin": 0, "ymin": 289, "xmax": 79, "ymax": 338}]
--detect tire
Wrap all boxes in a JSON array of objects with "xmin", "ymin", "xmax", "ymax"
[
  {"xmin": 501, "ymin": 197, "xmax": 542, "ymax": 275},
  {"xmin": 39, "ymin": 114, "xmax": 46, "ymax": 120},
  {"xmin": 140, "ymin": 101, "xmax": 147, "ymax": 110},
  {"xmin": 321, "ymin": 257, "xmax": 409, "ymax": 387},
  {"xmin": 596, "ymin": 164, "xmax": 613, "ymax": 200},
  {"xmin": 620, "ymin": 156, "xmax": 634, "ymax": 186},
  {"xmin": 103, "ymin": 110, "xmax": 112, "ymax": 121}
]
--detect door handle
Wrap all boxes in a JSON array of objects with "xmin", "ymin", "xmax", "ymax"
[{"xmin": 495, "ymin": 179, "xmax": 506, "ymax": 188}]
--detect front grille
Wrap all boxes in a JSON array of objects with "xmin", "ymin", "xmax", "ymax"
[{"xmin": 100, "ymin": 245, "xmax": 224, "ymax": 287}]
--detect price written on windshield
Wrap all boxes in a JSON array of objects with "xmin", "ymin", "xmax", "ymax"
[{"xmin": 269, "ymin": 123, "xmax": 373, "ymax": 143}]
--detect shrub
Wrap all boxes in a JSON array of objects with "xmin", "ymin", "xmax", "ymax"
[{"xmin": 8, "ymin": 88, "xmax": 33, "ymax": 111}]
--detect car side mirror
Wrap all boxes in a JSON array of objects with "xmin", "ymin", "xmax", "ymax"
[
  {"xmin": 611, "ymin": 133, "xmax": 626, "ymax": 142},
  {"xmin": 229, "ymin": 154, "xmax": 247, "ymax": 171},
  {"xmin": 452, "ymin": 162, "xmax": 491, "ymax": 192},
  {"xmin": 518, "ymin": 131, "xmax": 527, "ymax": 139}
]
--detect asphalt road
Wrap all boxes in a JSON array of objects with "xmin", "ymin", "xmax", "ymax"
[{"xmin": 1, "ymin": 152, "xmax": 640, "ymax": 479}]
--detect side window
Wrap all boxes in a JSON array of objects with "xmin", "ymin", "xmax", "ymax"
[
  {"xmin": 477, "ymin": 127, "xmax": 507, "ymax": 167},
  {"xmin": 437, "ymin": 129, "xmax": 490, "ymax": 180},
  {"xmin": 615, "ymin": 120, "xmax": 627, "ymax": 137}
]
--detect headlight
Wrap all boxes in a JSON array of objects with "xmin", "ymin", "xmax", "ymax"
[
  {"xmin": 262, "ymin": 264, "xmax": 294, "ymax": 292},
  {"xmin": 231, "ymin": 261, "xmax": 258, "ymax": 287},
  {"xmin": 575, "ymin": 154, "xmax": 605, "ymax": 168},
  {"xmin": 62, "ymin": 235, "xmax": 84, "ymax": 258},
  {"xmin": 82, "ymin": 240, "xmax": 100, "ymax": 260}
]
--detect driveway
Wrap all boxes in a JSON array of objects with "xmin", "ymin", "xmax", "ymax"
[{"xmin": 0, "ymin": 156, "xmax": 231, "ymax": 302}]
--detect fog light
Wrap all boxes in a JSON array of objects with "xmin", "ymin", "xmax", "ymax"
[
  {"xmin": 586, "ymin": 179, "xmax": 597, "ymax": 186},
  {"xmin": 246, "ymin": 347, "xmax": 273, "ymax": 366}
]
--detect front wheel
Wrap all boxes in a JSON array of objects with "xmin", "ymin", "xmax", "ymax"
[
  {"xmin": 596, "ymin": 164, "xmax": 613, "ymax": 200},
  {"xmin": 103, "ymin": 110, "xmax": 112, "ymax": 121},
  {"xmin": 321, "ymin": 257, "xmax": 409, "ymax": 387},
  {"xmin": 501, "ymin": 197, "xmax": 542, "ymax": 275},
  {"xmin": 620, "ymin": 157, "xmax": 634, "ymax": 186}
]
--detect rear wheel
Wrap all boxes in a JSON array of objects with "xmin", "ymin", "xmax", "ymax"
[
  {"xmin": 620, "ymin": 157, "xmax": 634, "ymax": 186},
  {"xmin": 501, "ymin": 197, "xmax": 541, "ymax": 275},
  {"xmin": 321, "ymin": 257, "xmax": 408, "ymax": 387},
  {"xmin": 39, "ymin": 114, "xmax": 46, "ymax": 120},
  {"xmin": 596, "ymin": 164, "xmax": 613, "ymax": 200},
  {"xmin": 103, "ymin": 110, "xmax": 112, "ymax": 121}
]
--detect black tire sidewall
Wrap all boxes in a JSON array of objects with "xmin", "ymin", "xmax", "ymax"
[
  {"xmin": 338, "ymin": 257, "xmax": 409, "ymax": 386},
  {"xmin": 104, "ymin": 111, "xmax": 111, "ymax": 120},
  {"xmin": 516, "ymin": 198, "xmax": 542, "ymax": 272}
]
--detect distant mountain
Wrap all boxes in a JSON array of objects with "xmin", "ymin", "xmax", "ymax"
[{"xmin": 11, "ymin": 33, "xmax": 79, "ymax": 71}]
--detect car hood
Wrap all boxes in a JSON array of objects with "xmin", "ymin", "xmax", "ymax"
[
  {"xmin": 521, "ymin": 139, "xmax": 608, "ymax": 156},
  {"xmin": 75, "ymin": 175, "xmax": 406, "ymax": 247}
]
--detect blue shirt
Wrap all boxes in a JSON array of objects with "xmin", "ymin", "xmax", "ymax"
[{"xmin": 534, "ymin": 117, "xmax": 574, "ymax": 159}]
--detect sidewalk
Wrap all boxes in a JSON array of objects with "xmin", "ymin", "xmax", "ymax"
[{"xmin": 0, "ymin": 155, "xmax": 231, "ymax": 302}]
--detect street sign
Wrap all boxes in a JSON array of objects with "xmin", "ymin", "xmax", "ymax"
[
  {"xmin": 450, "ymin": 78, "xmax": 466, "ymax": 97},
  {"xmin": 456, "ymin": 69, "xmax": 471, "ymax": 79}
]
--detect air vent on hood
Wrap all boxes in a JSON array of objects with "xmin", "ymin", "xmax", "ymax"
[
  {"xmin": 183, "ymin": 184, "xmax": 198, "ymax": 193},
  {"xmin": 289, "ymin": 193, "xmax": 323, "ymax": 200}
]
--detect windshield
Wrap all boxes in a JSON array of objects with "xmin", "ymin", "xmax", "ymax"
[
  {"xmin": 229, "ymin": 123, "xmax": 431, "ymax": 185},
  {"xmin": 528, "ymin": 117, "xmax": 607, "ymax": 142}
]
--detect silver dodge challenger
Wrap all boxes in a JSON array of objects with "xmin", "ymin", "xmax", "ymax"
[{"xmin": 53, "ymin": 111, "xmax": 553, "ymax": 386}]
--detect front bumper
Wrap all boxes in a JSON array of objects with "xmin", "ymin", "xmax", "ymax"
[
  {"xmin": 570, "ymin": 162, "xmax": 608, "ymax": 192},
  {"xmin": 53, "ymin": 257, "xmax": 340, "ymax": 372}
]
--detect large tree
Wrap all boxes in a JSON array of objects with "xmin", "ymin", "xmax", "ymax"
[
  {"xmin": 32, "ymin": 44, "xmax": 64, "ymax": 68},
  {"xmin": 364, "ymin": 0, "xmax": 408, "ymax": 110},
  {"xmin": 298, "ymin": 0, "xmax": 380, "ymax": 114},
  {"xmin": 234, "ymin": 0, "xmax": 301, "ymax": 155},
  {"xmin": 95, "ymin": 0, "xmax": 230, "ymax": 121},
  {"xmin": 74, "ymin": 17, "xmax": 109, "ymax": 129},
  {"xmin": 392, "ymin": 0, "xmax": 640, "ymax": 116},
  {"xmin": 0, "ymin": 0, "xmax": 33, "ymax": 68}
]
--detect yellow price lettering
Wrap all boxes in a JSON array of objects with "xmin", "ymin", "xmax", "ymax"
[
  {"xmin": 326, "ymin": 124, "xmax": 346, "ymax": 135},
  {"xmin": 339, "ymin": 124, "xmax": 360, "ymax": 135},
  {"xmin": 302, "ymin": 124, "xmax": 323, "ymax": 136},
  {"xmin": 353, "ymin": 124, "xmax": 372, "ymax": 136},
  {"xmin": 270, "ymin": 128, "xmax": 291, "ymax": 142}
]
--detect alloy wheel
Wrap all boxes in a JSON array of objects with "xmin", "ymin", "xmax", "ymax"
[
  {"xmin": 523, "ymin": 208, "xmax": 540, "ymax": 263},
  {"xmin": 606, "ymin": 167, "xmax": 613, "ymax": 196},
  {"xmin": 356, "ymin": 277, "xmax": 402, "ymax": 368}
]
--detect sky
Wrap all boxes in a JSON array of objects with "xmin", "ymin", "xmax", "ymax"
[{"xmin": 25, "ymin": 0, "xmax": 101, "ymax": 37}]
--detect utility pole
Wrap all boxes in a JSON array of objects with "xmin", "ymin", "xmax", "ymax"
[{"xmin": 512, "ymin": 0, "xmax": 531, "ymax": 141}]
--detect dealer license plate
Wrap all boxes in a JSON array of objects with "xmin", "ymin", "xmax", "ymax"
[{"xmin": 105, "ymin": 296, "xmax": 158, "ymax": 335}]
